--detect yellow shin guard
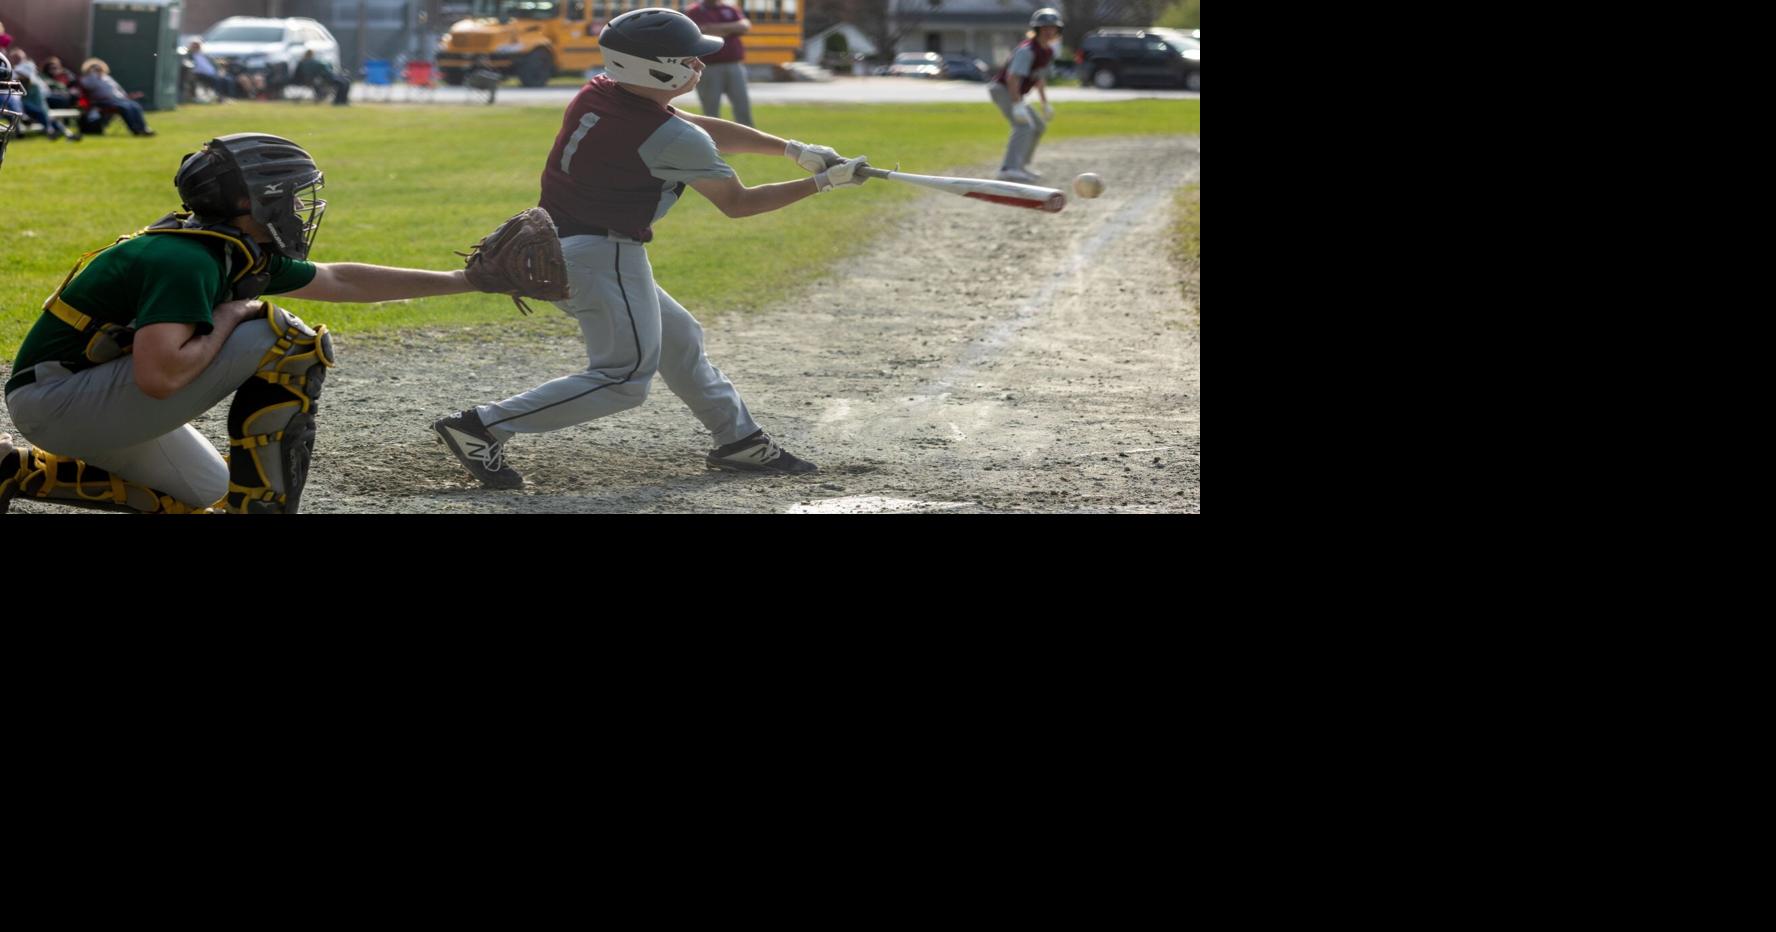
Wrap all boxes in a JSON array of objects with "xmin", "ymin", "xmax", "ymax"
[
  {"xmin": 225, "ymin": 305, "xmax": 335, "ymax": 514},
  {"xmin": 0, "ymin": 444, "xmax": 215, "ymax": 514}
]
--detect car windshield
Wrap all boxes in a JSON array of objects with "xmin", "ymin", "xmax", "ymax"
[
  {"xmin": 894, "ymin": 53, "xmax": 939, "ymax": 64},
  {"xmin": 498, "ymin": 1, "xmax": 558, "ymax": 20},
  {"xmin": 204, "ymin": 25, "xmax": 287, "ymax": 43}
]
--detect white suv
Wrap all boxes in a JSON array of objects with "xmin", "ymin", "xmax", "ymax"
[{"xmin": 199, "ymin": 16, "xmax": 342, "ymax": 90}]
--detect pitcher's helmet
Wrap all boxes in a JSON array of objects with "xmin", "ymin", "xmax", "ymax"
[
  {"xmin": 175, "ymin": 133, "xmax": 327, "ymax": 259},
  {"xmin": 599, "ymin": 8, "xmax": 724, "ymax": 91}
]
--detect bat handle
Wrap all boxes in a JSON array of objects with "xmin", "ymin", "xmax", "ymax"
[{"xmin": 856, "ymin": 166, "xmax": 893, "ymax": 180}]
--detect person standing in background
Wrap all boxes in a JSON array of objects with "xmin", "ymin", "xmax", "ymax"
[
  {"xmin": 988, "ymin": 8, "xmax": 1061, "ymax": 183},
  {"xmin": 684, "ymin": 0, "xmax": 752, "ymax": 126}
]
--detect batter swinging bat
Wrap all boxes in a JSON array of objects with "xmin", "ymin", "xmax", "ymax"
[{"xmin": 856, "ymin": 166, "xmax": 1068, "ymax": 213}]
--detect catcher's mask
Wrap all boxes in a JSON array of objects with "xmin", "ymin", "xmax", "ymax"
[
  {"xmin": 599, "ymin": 8, "xmax": 724, "ymax": 91},
  {"xmin": 1, "ymin": 56, "xmax": 24, "ymax": 174},
  {"xmin": 175, "ymin": 133, "xmax": 327, "ymax": 260}
]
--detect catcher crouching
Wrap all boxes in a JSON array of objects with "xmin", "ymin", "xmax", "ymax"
[{"xmin": 1, "ymin": 132, "xmax": 569, "ymax": 515}]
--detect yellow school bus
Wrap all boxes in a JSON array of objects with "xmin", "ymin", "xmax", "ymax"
[{"xmin": 438, "ymin": 0, "xmax": 803, "ymax": 87}]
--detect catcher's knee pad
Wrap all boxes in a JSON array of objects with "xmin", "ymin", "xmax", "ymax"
[
  {"xmin": 1, "ymin": 444, "xmax": 213, "ymax": 514},
  {"xmin": 224, "ymin": 305, "xmax": 336, "ymax": 514}
]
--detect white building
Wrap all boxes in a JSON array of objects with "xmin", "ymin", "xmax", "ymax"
[
  {"xmin": 801, "ymin": 23, "xmax": 881, "ymax": 65},
  {"xmin": 890, "ymin": 0, "xmax": 1043, "ymax": 68}
]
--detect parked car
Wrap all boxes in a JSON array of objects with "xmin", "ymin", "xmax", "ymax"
[
  {"xmin": 942, "ymin": 54, "xmax": 991, "ymax": 81},
  {"xmin": 1075, "ymin": 28, "xmax": 1200, "ymax": 91},
  {"xmin": 886, "ymin": 51, "xmax": 991, "ymax": 81},
  {"xmin": 198, "ymin": 16, "xmax": 341, "ymax": 92},
  {"xmin": 886, "ymin": 52, "xmax": 944, "ymax": 78}
]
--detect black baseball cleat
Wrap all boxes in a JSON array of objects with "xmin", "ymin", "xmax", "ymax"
[
  {"xmin": 706, "ymin": 430, "xmax": 818, "ymax": 475},
  {"xmin": 433, "ymin": 409, "xmax": 525, "ymax": 489}
]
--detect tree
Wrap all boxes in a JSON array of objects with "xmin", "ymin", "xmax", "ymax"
[
  {"xmin": 1057, "ymin": 1, "xmax": 1168, "ymax": 51},
  {"xmin": 1156, "ymin": 0, "xmax": 1201, "ymax": 29},
  {"xmin": 824, "ymin": 0, "xmax": 949, "ymax": 60}
]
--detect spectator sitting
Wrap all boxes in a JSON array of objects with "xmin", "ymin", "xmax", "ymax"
[
  {"xmin": 183, "ymin": 40, "xmax": 242, "ymax": 102},
  {"xmin": 77, "ymin": 57, "xmax": 155, "ymax": 136},
  {"xmin": 40, "ymin": 56, "xmax": 77, "ymax": 108},
  {"xmin": 294, "ymin": 49, "xmax": 350, "ymax": 105},
  {"xmin": 9, "ymin": 49, "xmax": 79, "ymax": 141}
]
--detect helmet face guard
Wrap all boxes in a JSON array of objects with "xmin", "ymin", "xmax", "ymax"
[
  {"xmin": 1, "ymin": 61, "xmax": 23, "ymax": 174},
  {"xmin": 260, "ymin": 176, "xmax": 327, "ymax": 261},
  {"xmin": 601, "ymin": 48, "xmax": 704, "ymax": 90}
]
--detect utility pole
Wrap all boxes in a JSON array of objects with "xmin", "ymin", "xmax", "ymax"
[{"xmin": 356, "ymin": 0, "xmax": 369, "ymax": 72}]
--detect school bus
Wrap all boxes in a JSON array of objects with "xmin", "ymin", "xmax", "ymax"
[{"xmin": 437, "ymin": 0, "xmax": 804, "ymax": 87}]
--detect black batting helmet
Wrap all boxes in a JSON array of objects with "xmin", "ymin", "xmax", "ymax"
[
  {"xmin": 599, "ymin": 8, "xmax": 724, "ymax": 91},
  {"xmin": 175, "ymin": 133, "xmax": 327, "ymax": 259}
]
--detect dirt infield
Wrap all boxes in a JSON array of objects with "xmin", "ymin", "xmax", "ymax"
[{"xmin": 3, "ymin": 134, "xmax": 1199, "ymax": 514}]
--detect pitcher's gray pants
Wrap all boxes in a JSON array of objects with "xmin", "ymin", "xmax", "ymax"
[
  {"xmin": 473, "ymin": 233, "xmax": 759, "ymax": 447},
  {"xmin": 989, "ymin": 81, "xmax": 1046, "ymax": 172},
  {"xmin": 696, "ymin": 61, "xmax": 753, "ymax": 126},
  {"xmin": 4, "ymin": 318, "xmax": 282, "ymax": 507}
]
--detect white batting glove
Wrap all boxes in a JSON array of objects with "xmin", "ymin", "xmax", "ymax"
[
  {"xmin": 784, "ymin": 139, "xmax": 844, "ymax": 173},
  {"xmin": 1041, "ymin": 101, "xmax": 1055, "ymax": 121},
  {"xmin": 1011, "ymin": 102, "xmax": 1035, "ymax": 126},
  {"xmin": 814, "ymin": 157, "xmax": 870, "ymax": 192}
]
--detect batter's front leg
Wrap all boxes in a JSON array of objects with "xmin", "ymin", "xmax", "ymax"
[{"xmin": 476, "ymin": 237, "xmax": 662, "ymax": 436}]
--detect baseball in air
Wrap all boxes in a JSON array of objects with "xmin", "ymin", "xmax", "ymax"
[{"xmin": 1073, "ymin": 173, "xmax": 1106, "ymax": 199}]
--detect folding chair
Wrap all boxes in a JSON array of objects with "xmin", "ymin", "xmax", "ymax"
[
  {"xmin": 465, "ymin": 67, "xmax": 501, "ymax": 106},
  {"xmin": 361, "ymin": 59, "xmax": 394, "ymax": 101},
  {"xmin": 403, "ymin": 60, "xmax": 438, "ymax": 102}
]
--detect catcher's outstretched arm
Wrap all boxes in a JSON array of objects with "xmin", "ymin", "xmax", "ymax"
[{"xmin": 285, "ymin": 264, "xmax": 474, "ymax": 303}]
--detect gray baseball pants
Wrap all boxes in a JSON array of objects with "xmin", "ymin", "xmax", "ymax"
[
  {"xmin": 695, "ymin": 61, "xmax": 752, "ymax": 126},
  {"xmin": 471, "ymin": 233, "xmax": 759, "ymax": 447},
  {"xmin": 4, "ymin": 318, "xmax": 283, "ymax": 507},
  {"xmin": 989, "ymin": 82, "xmax": 1046, "ymax": 172}
]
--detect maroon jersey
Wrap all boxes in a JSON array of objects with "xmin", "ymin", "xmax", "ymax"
[
  {"xmin": 993, "ymin": 38, "xmax": 1055, "ymax": 97},
  {"xmin": 539, "ymin": 76, "xmax": 734, "ymax": 242},
  {"xmin": 685, "ymin": 2, "xmax": 746, "ymax": 65}
]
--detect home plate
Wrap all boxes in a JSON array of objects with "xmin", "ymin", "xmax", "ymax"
[{"xmin": 787, "ymin": 495, "xmax": 975, "ymax": 514}]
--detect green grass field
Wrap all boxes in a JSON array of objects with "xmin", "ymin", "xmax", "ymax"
[{"xmin": 1, "ymin": 98, "xmax": 1198, "ymax": 358}]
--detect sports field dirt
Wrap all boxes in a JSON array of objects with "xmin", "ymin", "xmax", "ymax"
[{"xmin": 2, "ymin": 135, "xmax": 1199, "ymax": 514}]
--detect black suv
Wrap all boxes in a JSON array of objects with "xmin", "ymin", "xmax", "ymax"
[{"xmin": 1075, "ymin": 28, "xmax": 1200, "ymax": 91}]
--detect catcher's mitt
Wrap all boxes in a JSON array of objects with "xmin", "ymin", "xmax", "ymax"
[{"xmin": 459, "ymin": 207, "xmax": 571, "ymax": 314}]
